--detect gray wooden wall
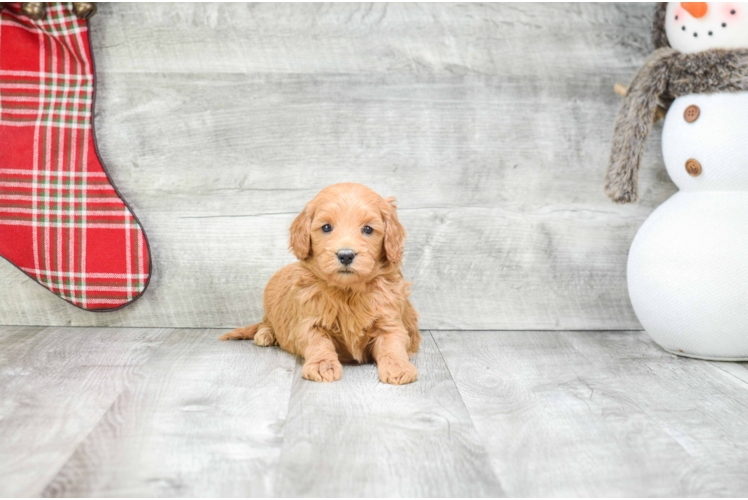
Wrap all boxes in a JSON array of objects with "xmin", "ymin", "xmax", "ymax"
[{"xmin": 0, "ymin": 3, "xmax": 674, "ymax": 330}]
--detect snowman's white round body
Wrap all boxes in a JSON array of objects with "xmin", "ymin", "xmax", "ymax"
[
  {"xmin": 627, "ymin": 3, "xmax": 748, "ymax": 360},
  {"xmin": 628, "ymin": 93, "xmax": 748, "ymax": 360}
]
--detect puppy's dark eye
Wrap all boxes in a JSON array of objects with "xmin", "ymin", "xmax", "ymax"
[
  {"xmin": 362, "ymin": 226, "xmax": 374, "ymax": 235},
  {"xmin": 322, "ymin": 224, "xmax": 332, "ymax": 233}
]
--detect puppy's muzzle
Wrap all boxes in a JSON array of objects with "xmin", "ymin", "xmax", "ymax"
[{"xmin": 336, "ymin": 249, "xmax": 356, "ymax": 266}]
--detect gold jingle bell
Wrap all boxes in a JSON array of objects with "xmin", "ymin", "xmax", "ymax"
[
  {"xmin": 21, "ymin": 2, "xmax": 47, "ymax": 20},
  {"xmin": 73, "ymin": 2, "xmax": 97, "ymax": 19}
]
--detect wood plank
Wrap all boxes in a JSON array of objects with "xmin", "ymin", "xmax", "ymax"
[
  {"xmin": 273, "ymin": 331, "xmax": 503, "ymax": 497},
  {"xmin": 0, "ymin": 3, "xmax": 672, "ymax": 329},
  {"xmin": 707, "ymin": 360, "xmax": 748, "ymax": 386},
  {"xmin": 0, "ymin": 200, "xmax": 644, "ymax": 330},
  {"xmin": 432, "ymin": 330, "xmax": 727, "ymax": 497},
  {"xmin": 0, "ymin": 326, "xmax": 170, "ymax": 497},
  {"xmin": 0, "ymin": 325, "xmax": 48, "ymax": 422},
  {"xmin": 43, "ymin": 329, "xmax": 297, "ymax": 497},
  {"xmin": 560, "ymin": 330, "xmax": 748, "ymax": 496},
  {"xmin": 92, "ymin": 3, "xmax": 653, "ymax": 77}
]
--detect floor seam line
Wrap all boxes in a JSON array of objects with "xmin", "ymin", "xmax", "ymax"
[
  {"xmin": 706, "ymin": 361, "xmax": 748, "ymax": 388},
  {"xmin": 35, "ymin": 327, "xmax": 176, "ymax": 496},
  {"xmin": 428, "ymin": 330, "xmax": 506, "ymax": 496},
  {"xmin": 269, "ymin": 355, "xmax": 303, "ymax": 496}
]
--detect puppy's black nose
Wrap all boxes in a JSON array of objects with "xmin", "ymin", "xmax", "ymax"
[{"xmin": 337, "ymin": 249, "xmax": 356, "ymax": 266}]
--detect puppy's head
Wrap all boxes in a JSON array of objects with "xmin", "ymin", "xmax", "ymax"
[{"xmin": 289, "ymin": 183, "xmax": 405, "ymax": 286}]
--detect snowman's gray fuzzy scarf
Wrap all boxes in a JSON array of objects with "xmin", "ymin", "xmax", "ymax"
[{"xmin": 604, "ymin": 3, "xmax": 748, "ymax": 203}]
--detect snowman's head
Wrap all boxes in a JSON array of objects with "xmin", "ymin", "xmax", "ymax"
[{"xmin": 662, "ymin": 3, "xmax": 748, "ymax": 53}]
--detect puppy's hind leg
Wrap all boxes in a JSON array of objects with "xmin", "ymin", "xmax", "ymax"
[
  {"xmin": 253, "ymin": 324, "xmax": 277, "ymax": 347},
  {"xmin": 220, "ymin": 323, "xmax": 260, "ymax": 341},
  {"xmin": 220, "ymin": 322, "xmax": 277, "ymax": 346}
]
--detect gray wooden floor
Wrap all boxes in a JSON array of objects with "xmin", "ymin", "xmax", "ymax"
[{"xmin": 2, "ymin": 326, "xmax": 748, "ymax": 497}]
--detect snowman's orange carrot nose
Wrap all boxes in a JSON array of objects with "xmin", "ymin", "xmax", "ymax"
[{"xmin": 681, "ymin": 2, "xmax": 708, "ymax": 18}]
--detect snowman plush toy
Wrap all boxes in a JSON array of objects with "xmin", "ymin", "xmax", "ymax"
[{"xmin": 606, "ymin": 2, "xmax": 748, "ymax": 360}]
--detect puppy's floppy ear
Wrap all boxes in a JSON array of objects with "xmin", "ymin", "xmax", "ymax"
[
  {"xmin": 289, "ymin": 205, "xmax": 313, "ymax": 260},
  {"xmin": 382, "ymin": 196, "xmax": 406, "ymax": 264}
]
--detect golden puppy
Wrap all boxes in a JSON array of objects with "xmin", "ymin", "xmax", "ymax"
[{"xmin": 221, "ymin": 183, "xmax": 420, "ymax": 385}]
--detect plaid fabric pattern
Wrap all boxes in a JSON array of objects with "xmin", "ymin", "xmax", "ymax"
[{"xmin": 0, "ymin": 3, "xmax": 150, "ymax": 310}]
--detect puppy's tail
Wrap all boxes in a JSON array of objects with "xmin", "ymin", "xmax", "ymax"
[{"xmin": 220, "ymin": 323, "xmax": 261, "ymax": 341}]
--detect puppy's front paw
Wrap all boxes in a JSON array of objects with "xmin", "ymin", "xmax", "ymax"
[
  {"xmin": 302, "ymin": 358, "xmax": 343, "ymax": 383},
  {"xmin": 377, "ymin": 356, "xmax": 418, "ymax": 385}
]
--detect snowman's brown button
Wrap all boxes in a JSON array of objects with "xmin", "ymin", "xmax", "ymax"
[
  {"xmin": 685, "ymin": 159, "xmax": 702, "ymax": 176},
  {"xmin": 684, "ymin": 105, "xmax": 700, "ymax": 123}
]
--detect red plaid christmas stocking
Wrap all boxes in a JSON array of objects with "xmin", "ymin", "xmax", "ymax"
[{"xmin": 0, "ymin": 3, "xmax": 151, "ymax": 311}]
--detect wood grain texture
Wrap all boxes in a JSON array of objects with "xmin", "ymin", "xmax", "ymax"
[
  {"xmin": 433, "ymin": 330, "xmax": 748, "ymax": 497},
  {"xmin": 0, "ymin": 3, "xmax": 673, "ymax": 329},
  {"xmin": 561, "ymin": 330, "xmax": 748, "ymax": 496},
  {"xmin": 42, "ymin": 329, "xmax": 297, "ymax": 497},
  {"xmin": 274, "ymin": 331, "xmax": 503, "ymax": 497},
  {"xmin": 4, "ymin": 327, "xmax": 748, "ymax": 496},
  {"xmin": 0, "ymin": 326, "xmax": 169, "ymax": 497}
]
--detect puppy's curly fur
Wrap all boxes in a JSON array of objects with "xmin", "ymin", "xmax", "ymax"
[{"xmin": 221, "ymin": 183, "xmax": 421, "ymax": 385}]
